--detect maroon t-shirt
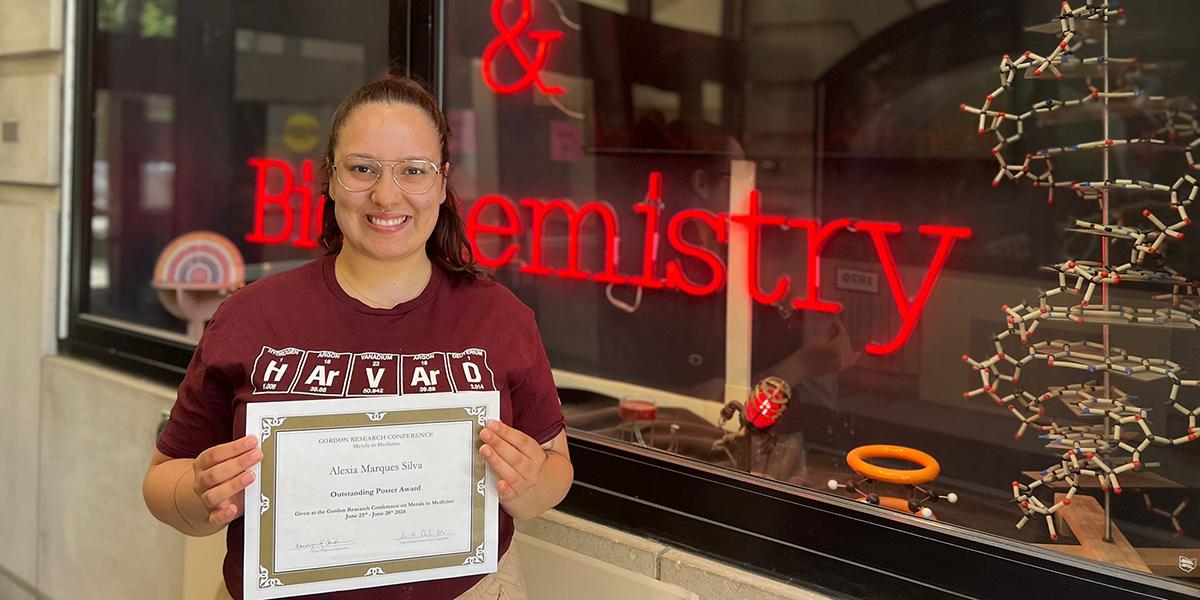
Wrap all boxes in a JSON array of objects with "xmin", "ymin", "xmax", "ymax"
[{"xmin": 157, "ymin": 254, "xmax": 565, "ymax": 599}]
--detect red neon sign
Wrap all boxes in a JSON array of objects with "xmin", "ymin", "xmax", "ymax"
[
  {"xmin": 247, "ymin": 160, "xmax": 972, "ymax": 355},
  {"xmin": 463, "ymin": 173, "xmax": 972, "ymax": 355},
  {"xmin": 857, "ymin": 222, "xmax": 973, "ymax": 355},
  {"xmin": 628, "ymin": 171, "xmax": 666, "ymax": 290},
  {"xmin": 245, "ymin": 158, "xmax": 324, "ymax": 249},
  {"xmin": 730, "ymin": 190, "xmax": 788, "ymax": 305},
  {"xmin": 518, "ymin": 198, "xmax": 624, "ymax": 282},
  {"xmin": 481, "ymin": 0, "xmax": 565, "ymax": 96}
]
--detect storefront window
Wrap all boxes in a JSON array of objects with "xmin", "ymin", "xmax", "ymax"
[
  {"xmin": 86, "ymin": 0, "xmax": 393, "ymax": 338},
  {"xmin": 446, "ymin": 0, "xmax": 1200, "ymax": 587},
  {"xmin": 69, "ymin": 0, "xmax": 1200, "ymax": 591}
]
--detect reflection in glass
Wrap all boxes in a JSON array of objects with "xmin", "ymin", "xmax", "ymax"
[
  {"xmin": 88, "ymin": 1, "xmax": 391, "ymax": 335},
  {"xmin": 446, "ymin": 0, "xmax": 1200, "ymax": 588}
]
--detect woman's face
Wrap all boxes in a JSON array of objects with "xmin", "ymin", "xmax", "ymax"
[{"xmin": 331, "ymin": 102, "xmax": 445, "ymax": 265}]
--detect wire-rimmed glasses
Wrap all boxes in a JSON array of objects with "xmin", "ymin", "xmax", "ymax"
[{"xmin": 333, "ymin": 157, "xmax": 444, "ymax": 195}]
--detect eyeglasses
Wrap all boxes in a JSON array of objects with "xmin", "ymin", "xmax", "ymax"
[{"xmin": 333, "ymin": 157, "xmax": 444, "ymax": 195}]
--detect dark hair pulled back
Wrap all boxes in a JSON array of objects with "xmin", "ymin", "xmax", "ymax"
[{"xmin": 318, "ymin": 73, "xmax": 484, "ymax": 283}]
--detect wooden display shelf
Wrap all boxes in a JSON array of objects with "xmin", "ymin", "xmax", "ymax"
[
  {"xmin": 1045, "ymin": 546, "xmax": 1200, "ymax": 578},
  {"xmin": 1035, "ymin": 493, "xmax": 1152, "ymax": 573},
  {"xmin": 1036, "ymin": 493, "xmax": 1200, "ymax": 578},
  {"xmin": 1136, "ymin": 548, "xmax": 1200, "ymax": 579}
]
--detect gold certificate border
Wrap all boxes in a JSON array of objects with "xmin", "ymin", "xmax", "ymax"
[{"xmin": 255, "ymin": 406, "xmax": 488, "ymax": 590}]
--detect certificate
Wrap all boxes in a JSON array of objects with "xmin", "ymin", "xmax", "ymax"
[{"xmin": 244, "ymin": 392, "xmax": 500, "ymax": 599}]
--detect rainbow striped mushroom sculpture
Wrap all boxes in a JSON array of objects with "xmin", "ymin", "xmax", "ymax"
[{"xmin": 152, "ymin": 231, "xmax": 245, "ymax": 339}]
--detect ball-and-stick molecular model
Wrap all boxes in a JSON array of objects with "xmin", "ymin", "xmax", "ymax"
[
  {"xmin": 961, "ymin": 0, "xmax": 1200, "ymax": 541},
  {"xmin": 1143, "ymin": 492, "xmax": 1190, "ymax": 538},
  {"xmin": 827, "ymin": 445, "xmax": 957, "ymax": 519}
]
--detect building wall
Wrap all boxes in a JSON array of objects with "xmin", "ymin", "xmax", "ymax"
[
  {"xmin": 517, "ymin": 511, "xmax": 840, "ymax": 600},
  {"xmin": 0, "ymin": 0, "xmax": 63, "ymax": 596}
]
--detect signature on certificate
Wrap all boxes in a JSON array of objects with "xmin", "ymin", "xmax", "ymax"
[
  {"xmin": 395, "ymin": 528, "xmax": 451, "ymax": 544},
  {"xmin": 294, "ymin": 538, "xmax": 356, "ymax": 553}
]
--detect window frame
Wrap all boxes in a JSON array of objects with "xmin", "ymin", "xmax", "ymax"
[
  {"xmin": 61, "ymin": 1, "xmax": 1200, "ymax": 597},
  {"xmin": 564, "ymin": 433, "xmax": 1196, "ymax": 599},
  {"xmin": 61, "ymin": 0, "xmax": 192, "ymax": 383},
  {"xmin": 62, "ymin": 0, "xmax": 433, "ymax": 385}
]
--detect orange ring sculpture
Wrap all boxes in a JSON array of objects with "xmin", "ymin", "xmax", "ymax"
[{"xmin": 846, "ymin": 444, "xmax": 940, "ymax": 486}]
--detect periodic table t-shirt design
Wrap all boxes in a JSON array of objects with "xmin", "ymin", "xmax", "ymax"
[{"xmin": 250, "ymin": 347, "xmax": 497, "ymax": 396}]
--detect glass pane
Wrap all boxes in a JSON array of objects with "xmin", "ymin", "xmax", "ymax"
[
  {"xmin": 88, "ymin": 0, "xmax": 392, "ymax": 339},
  {"xmin": 446, "ymin": 0, "xmax": 743, "ymax": 401},
  {"xmin": 446, "ymin": 0, "xmax": 1200, "ymax": 588}
]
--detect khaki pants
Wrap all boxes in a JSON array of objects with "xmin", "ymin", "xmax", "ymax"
[
  {"xmin": 455, "ymin": 546, "xmax": 528, "ymax": 600},
  {"xmin": 215, "ymin": 547, "xmax": 527, "ymax": 600}
]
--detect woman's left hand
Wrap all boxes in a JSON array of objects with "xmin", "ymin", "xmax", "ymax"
[{"xmin": 479, "ymin": 420, "xmax": 547, "ymax": 502}]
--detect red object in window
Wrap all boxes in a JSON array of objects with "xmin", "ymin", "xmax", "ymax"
[
  {"xmin": 619, "ymin": 399, "xmax": 658, "ymax": 421},
  {"xmin": 744, "ymin": 376, "xmax": 791, "ymax": 431}
]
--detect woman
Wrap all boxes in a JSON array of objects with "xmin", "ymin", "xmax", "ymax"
[{"xmin": 142, "ymin": 74, "xmax": 573, "ymax": 600}]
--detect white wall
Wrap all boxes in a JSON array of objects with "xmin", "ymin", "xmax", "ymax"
[{"xmin": 0, "ymin": 0, "xmax": 64, "ymax": 596}]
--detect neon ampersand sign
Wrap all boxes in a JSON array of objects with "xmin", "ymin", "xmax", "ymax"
[{"xmin": 481, "ymin": 0, "xmax": 565, "ymax": 95}]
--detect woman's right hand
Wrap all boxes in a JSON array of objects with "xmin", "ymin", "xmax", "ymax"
[{"xmin": 191, "ymin": 435, "xmax": 263, "ymax": 527}]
